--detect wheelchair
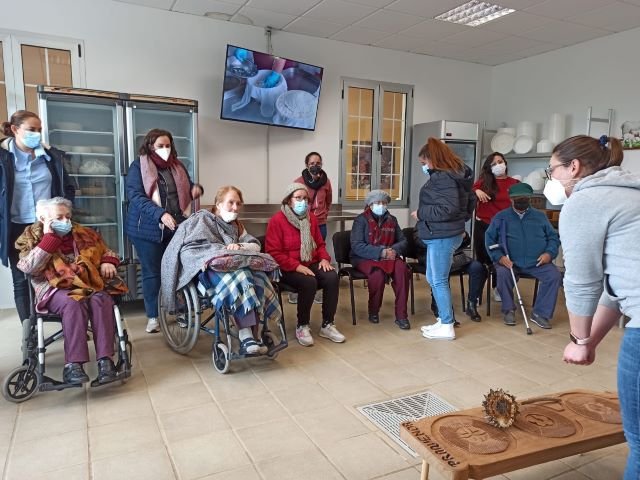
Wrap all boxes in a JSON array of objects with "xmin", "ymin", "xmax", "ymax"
[
  {"xmin": 1, "ymin": 279, "xmax": 133, "ymax": 403},
  {"xmin": 158, "ymin": 275, "xmax": 288, "ymax": 374}
]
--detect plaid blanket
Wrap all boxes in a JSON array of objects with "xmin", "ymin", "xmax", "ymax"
[{"xmin": 198, "ymin": 268, "xmax": 282, "ymax": 327}]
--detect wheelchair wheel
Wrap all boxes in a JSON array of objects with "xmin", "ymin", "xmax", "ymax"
[
  {"xmin": 2, "ymin": 365, "xmax": 39, "ymax": 403},
  {"xmin": 159, "ymin": 282, "xmax": 201, "ymax": 354},
  {"xmin": 212, "ymin": 342, "xmax": 230, "ymax": 374}
]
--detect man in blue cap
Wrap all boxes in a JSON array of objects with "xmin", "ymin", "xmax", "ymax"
[{"xmin": 485, "ymin": 182, "xmax": 562, "ymax": 329}]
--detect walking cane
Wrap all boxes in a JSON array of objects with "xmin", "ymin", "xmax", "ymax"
[{"xmin": 489, "ymin": 220, "xmax": 533, "ymax": 335}]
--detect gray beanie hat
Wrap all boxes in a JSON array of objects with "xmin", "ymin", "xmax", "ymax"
[
  {"xmin": 283, "ymin": 182, "xmax": 308, "ymax": 202},
  {"xmin": 365, "ymin": 189, "xmax": 391, "ymax": 206}
]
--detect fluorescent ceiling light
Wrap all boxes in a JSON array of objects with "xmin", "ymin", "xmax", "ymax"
[{"xmin": 435, "ymin": 1, "xmax": 515, "ymax": 27}]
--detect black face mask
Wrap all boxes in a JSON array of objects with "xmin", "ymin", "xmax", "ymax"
[
  {"xmin": 308, "ymin": 165, "xmax": 322, "ymax": 175},
  {"xmin": 513, "ymin": 198, "xmax": 531, "ymax": 211}
]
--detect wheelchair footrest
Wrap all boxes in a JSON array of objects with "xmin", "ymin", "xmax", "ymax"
[{"xmin": 39, "ymin": 376, "xmax": 82, "ymax": 392}]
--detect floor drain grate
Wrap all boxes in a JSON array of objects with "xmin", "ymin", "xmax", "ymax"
[{"xmin": 357, "ymin": 391, "xmax": 457, "ymax": 456}]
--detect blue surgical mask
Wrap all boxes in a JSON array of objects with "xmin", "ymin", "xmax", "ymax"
[
  {"xmin": 292, "ymin": 200, "xmax": 307, "ymax": 216},
  {"xmin": 421, "ymin": 165, "xmax": 430, "ymax": 176},
  {"xmin": 51, "ymin": 219, "xmax": 72, "ymax": 236},
  {"xmin": 371, "ymin": 204, "xmax": 387, "ymax": 216},
  {"xmin": 22, "ymin": 131, "xmax": 42, "ymax": 149}
]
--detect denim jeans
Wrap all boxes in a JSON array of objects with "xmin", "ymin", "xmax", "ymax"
[
  {"xmin": 422, "ymin": 234, "xmax": 463, "ymax": 325},
  {"xmin": 618, "ymin": 327, "xmax": 640, "ymax": 480},
  {"xmin": 132, "ymin": 236, "xmax": 170, "ymax": 318}
]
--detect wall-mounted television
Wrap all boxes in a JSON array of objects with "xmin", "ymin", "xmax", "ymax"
[{"xmin": 220, "ymin": 44, "xmax": 324, "ymax": 131}]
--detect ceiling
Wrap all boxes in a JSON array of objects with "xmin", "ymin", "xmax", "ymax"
[{"xmin": 114, "ymin": 0, "xmax": 640, "ymax": 65}]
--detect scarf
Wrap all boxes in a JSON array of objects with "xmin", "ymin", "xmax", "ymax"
[
  {"xmin": 301, "ymin": 168, "xmax": 328, "ymax": 190},
  {"xmin": 140, "ymin": 154, "xmax": 191, "ymax": 213},
  {"xmin": 362, "ymin": 207, "xmax": 397, "ymax": 274},
  {"xmin": 281, "ymin": 205, "xmax": 316, "ymax": 263},
  {"xmin": 364, "ymin": 207, "xmax": 396, "ymax": 247},
  {"xmin": 16, "ymin": 222, "xmax": 128, "ymax": 300},
  {"xmin": 213, "ymin": 214, "xmax": 242, "ymax": 246}
]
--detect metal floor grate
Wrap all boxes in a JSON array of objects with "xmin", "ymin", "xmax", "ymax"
[{"xmin": 357, "ymin": 391, "xmax": 457, "ymax": 456}]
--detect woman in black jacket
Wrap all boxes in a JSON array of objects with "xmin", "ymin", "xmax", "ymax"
[
  {"xmin": 411, "ymin": 137, "xmax": 475, "ymax": 340},
  {"xmin": 0, "ymin": 110, "xmax": 75, "ymax": 322}
]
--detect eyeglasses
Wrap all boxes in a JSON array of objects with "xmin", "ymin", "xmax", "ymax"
[{"xmin": 544, "ymin": 161, "xmax": 571, "ymax": 180}]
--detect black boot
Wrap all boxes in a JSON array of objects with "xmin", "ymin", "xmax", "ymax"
[
  {"xmin": 97, "ymin": 357, "xmax": 118, "ymax": 385},
  {"xmin": 465, "ymin": 300, "xmax": 481, "ymax": 322}
]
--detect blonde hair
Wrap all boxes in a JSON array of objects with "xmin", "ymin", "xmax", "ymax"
[{"xmin": 212, "ymin": 186, "xmax": 244, "ymax": 213}]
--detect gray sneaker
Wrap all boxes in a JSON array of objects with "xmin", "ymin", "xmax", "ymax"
[
  {"xmin": 313, "ymin": 291, "xmax": 323, "ymax": 304},
  {"xmin": 531, "ymin": 312, "xmax": 552, "ymax": 329},
  {"xmin": 503, "ymin": 311, "xmax": 516, "ymax": 326},
  {"xmin": 288, "ymin": 293, "xmax": 298, "ymax": 304}
]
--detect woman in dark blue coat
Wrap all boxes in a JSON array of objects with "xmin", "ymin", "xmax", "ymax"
[
  {"xmin": 125, "ymin": 129, "xmax": 202, "ymax": 333},
  {"xmin": 411, "ymin": 137, "xmax": 475, "ymax": 341},
  {"xmin": 0, "ymin": 110, "xmax": 75, "ymax": 322}
]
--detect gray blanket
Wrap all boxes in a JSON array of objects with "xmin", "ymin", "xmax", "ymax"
[{"xmin": 160, "ymin": 210, "xmax": 259, "ymax": 311}]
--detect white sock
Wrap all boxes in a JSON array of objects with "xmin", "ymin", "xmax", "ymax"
[{"xmin": 239, "ymin": 327, "xmax": 253, "ymax": 341}]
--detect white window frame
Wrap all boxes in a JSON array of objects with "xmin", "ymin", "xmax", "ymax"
[
  {"xmin": 339, "ymin": 77, "xmax": 414, "ymax": 207},
  {"xmin": 0, "ymin": 29, "xmax": 85, "ymax": 117}
]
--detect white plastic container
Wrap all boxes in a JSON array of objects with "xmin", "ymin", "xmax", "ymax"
[
  {"xmin": 549, "ymin": 113, "xmax": 566, "ymax": 145},
  {"xmin": 516, "ymin": 121, "xmax": 536, "ymax": 141},
  {"xmin": 536, "ymin": 139, "xmax": 554, "ymax": 153}
]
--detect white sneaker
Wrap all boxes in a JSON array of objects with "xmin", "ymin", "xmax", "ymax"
[
  {"xmin": 319, "ymin": 323, "xmax": 345, "ymax": 343},
  {"xmin": 146, "ymin": 317, "xmax": 160, "ymax": 333},
  {"xmin": 296, "ymin": 325, "xmax": 314, "ymax": 347},
  {"xmin": 420, "ymin": 318, "xmax": 442, "ymax": 333},
  {"xmin": 422, "ymin": 322, "xmax": 455, "ymax": 340},
  {"xmin": 493, "ymin": 288, "xmax": 502, "ymax": 302},
  {"xmin": 288, "ymin": 293, "xmax": 298, "ymax": 304},
  {"xmin": 313, "ymin": 291, "xmax": 323, "ymax": 304}
]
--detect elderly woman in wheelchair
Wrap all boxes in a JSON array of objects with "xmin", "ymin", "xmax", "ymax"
[
  {"xmin": 161, "ymin": 186, "xmax": 285, "ymax": 365},
  {"xmin": 16, "ymin": 197, "xmax": 128, "ymax": 386}
]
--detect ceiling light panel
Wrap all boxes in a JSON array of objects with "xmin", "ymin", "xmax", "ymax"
[{"xmin": 435, "ymin": 1, "xmax": 515, "ymax": 27}]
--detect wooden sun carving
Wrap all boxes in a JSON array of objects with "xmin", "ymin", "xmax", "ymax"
[{"xmin": 483, "ymin": 388, "xmax": 519, "ymax": 429}]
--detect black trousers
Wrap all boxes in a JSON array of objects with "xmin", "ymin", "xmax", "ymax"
[
  {"xmin": 280, "ymin": 262, "xmax": 339, "ymax": 328},
  {"xmin": 473, "ymin": 218, "xmax": 491, "ymax": 266},
  {"xmin": 8, "ymin": 222, "xmax": 32, "ymax": 322}
]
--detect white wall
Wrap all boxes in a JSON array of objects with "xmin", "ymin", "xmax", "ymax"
[
  {"xmin": 489, "ymin": 27, "xmax": 640, "ymax": 142},
  {"xmin": 0, "ymin": 0, "xmax": 492, "ymax": 308}
]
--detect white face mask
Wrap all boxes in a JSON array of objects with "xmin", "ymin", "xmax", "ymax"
[
  {"xmin": 491, "ymin": 163, "xmax": 507, "ymax": 176},
  {"xmin": 543, "ymin": 178, "xmax": 568, "ymax": 205},
  {"xmin": 218, "ymin": 207, "xmax": 238, "ymax": 223},
  {"xmin": 155, "ymin": 147, "xmax": 171, "ymax": 161}
]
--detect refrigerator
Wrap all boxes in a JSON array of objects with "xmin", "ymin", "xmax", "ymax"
[
  {"xmin": 38, "ymin": 86, "xmax": 198, "ymax": 299},
  {"xmin": 409, "ymin": 120, "xmax": 480, "ymax": 239}
]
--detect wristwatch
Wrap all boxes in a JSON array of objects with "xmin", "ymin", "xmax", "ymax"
[{"xmin": 569, "ymin": 332, "xmax": 591, "ymax": 345}]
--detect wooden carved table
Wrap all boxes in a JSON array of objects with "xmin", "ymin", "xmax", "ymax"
[{"xmin": 400, "ymin": 389, "xmax": 625, "ymax": 480}]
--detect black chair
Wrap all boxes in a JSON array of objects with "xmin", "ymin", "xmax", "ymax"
[
  {"xmin": 332, "ymin": 230, "xmax": 368, "ymax": 325},
  {"xmin": 402, "ymin": 227, "xmax": 466, "ymax": 315}
]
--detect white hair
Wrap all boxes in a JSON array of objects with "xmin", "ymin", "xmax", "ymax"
[{"xmin": 36, "ymin": 197, "xmax": 73, "ymax": 219}]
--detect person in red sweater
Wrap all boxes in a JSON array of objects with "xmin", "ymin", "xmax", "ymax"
[
  {"xmin": 472, "ymin": 152, "xmax": 519, "ymax": 302},
  {"xmin": 265, "ymin": 183, "xmax": 345, "ymax": 347}
]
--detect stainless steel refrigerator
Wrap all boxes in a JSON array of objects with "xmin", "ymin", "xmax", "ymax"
[
  {"xmin": 38, "ymin": 86, "xmax": 198, "ymax": 298},
  {"xmin": 409, "ymin": 121, "xmax": 480, "ymax": 240}
]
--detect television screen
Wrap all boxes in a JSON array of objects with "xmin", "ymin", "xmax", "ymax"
[{"xmin": 220, "ymin": 44, "xmax": 323, "ymax": 131}]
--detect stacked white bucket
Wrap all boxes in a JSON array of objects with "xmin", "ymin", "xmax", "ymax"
[
  {"xmin": 536, "ymin": 113, "xmax": 565, "ymax": 153},
  {"xmin": 514, "ymin": 121, "xmax": 536, "ymax": 154}
]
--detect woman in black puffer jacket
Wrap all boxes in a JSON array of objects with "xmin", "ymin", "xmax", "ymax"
[{"xmin": 411, "ymin": 137, "xmax": 475, "ymax": 340}]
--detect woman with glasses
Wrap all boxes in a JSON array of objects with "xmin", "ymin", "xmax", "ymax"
[
  {"xmin": 550, "ymin": 135, "xmax": 640, "ymax": 480},
  {"xmin": 265, "ymin": 183, "xmax": 345, "ymax": 347}
]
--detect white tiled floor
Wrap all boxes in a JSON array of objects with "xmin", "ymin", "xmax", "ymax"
[{"xmin": 0, "ymin": 278, "xmax": 627, "ymax": 479}]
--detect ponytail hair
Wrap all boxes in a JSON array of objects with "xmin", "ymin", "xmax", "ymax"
[
  {"xmin": 553, "ymin": 135, "xmax": 623, "ymax": 175},
  {"xmin": 2, "ymin": 110, "xmax": 40, "ymax": 138},
  {"xmin": 418, "ymin": 137, "xmax": 464, "ymax": 173}
]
